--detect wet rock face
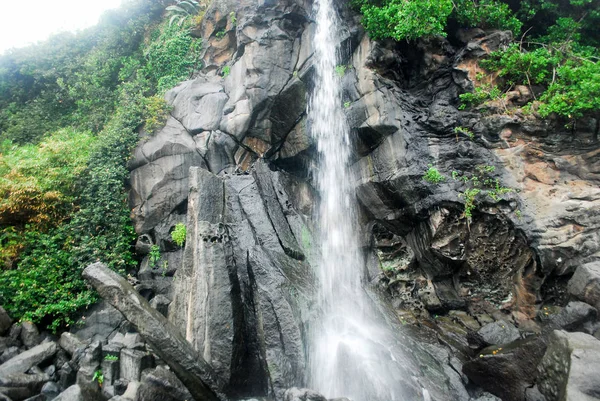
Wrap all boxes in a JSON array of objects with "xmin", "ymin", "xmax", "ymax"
[{"xmin": 121, "ymin": 0, "xmax": 600, "ymax": 400}]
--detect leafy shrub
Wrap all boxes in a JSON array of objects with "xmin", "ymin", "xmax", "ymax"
[
  {"xmin": 423, "ymin": 165, "xmax": 446, "ymax": 183},
  {"xmin": 171, "ymin": 223, "xmax": 187, "ymax": 247},
  {"xmin": 149, "ymin": 245, "xmax": 161, "ymax": 268},
  {"xmin": 141, "ymin": 21, "xmax": 202, "ymax": 93},
  {"xmin": 351, "ymin": 0, "xmax": 520, "ymax": 41},
  {"xmin": 458, "ymin": 83, "xmax": 503, "ymax": 109}
]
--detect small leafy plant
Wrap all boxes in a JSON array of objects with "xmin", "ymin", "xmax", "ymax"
[
  {"xmin": 104, "ymin": 354, "xmax": 119, "ymax": 361},
  {"xmin": 215, "ymin": 30, "xmax": 227, "ymax": 39},
  {"xmin": 171, "ymin": 223, "xmax": 187, "ymax": 247},
  {"xmin": 149, "ymin": 245, "xmax": 161, "ymax": 268},
  {"xmin": 335, "ymin": 65, "xmax": 349, "ymax": 77},
  {"xmin": 454, "ymin": 126, "xmax": 474, "ymax": 140},
  {"xmin": 93, "ymin": 370, "xmax": 104, "ymax": 386},
  {"xmin": 423, "ymin": 165, "xmax": 446, "ymax": 184},
  {"xmin": 222, "ymin": 66, "xmax": 231, "ymax": 77}
]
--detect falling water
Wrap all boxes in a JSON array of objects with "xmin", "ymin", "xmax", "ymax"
[{"xmin": 308, "ymin": 0, "xmax": 415, "ymax": 400}]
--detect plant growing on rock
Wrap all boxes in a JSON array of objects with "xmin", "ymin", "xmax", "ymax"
[
  {"xmin": 171, "ymin": 223, "xmax": 187, "ymax": 247},
  {"xmin": 149, "ymin": 245, "xmax": 161, "ymax": 268},
  {"xmin": 93, "ymin": 370, "xmax": 104, "ymax": 386},
  {"xmin": 166, "ymin": 0, "xmax": 201, "ymax": 27},
  {"xmin": 423, "ymin": 165, "xmax": 446, "ymax": 184},
  {"xmin": 452, "ymin": 165, "xmax": 514, "ymax": 220}
]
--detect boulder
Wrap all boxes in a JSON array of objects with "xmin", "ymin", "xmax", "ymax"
[
  {"xmin": 82, "ymin": 262, "xmax": 226, "ymax": 401},
  {"xmin": 283, "ymin": 388, "xmax": 327, "ymax": 401},
  {"xmin": 463, "ymin": 336, "xmax": 547, "ymax": 401},
  {"xmin": 568, "ymin": 262, "xmax": 600, "ymax": 311},
  {"xmin": 71, "ymin": 301, "xmax": 123, "ymax": 343},
  {"xmin": 0, "ymin": 342, "xmax": 57, "ymax": 376},
  {"xmin": 19, "ymin": 322, "xmax": 40, "ymax": 349},
  {"xmin": 0, "ymin": 347, "xmax": 19, "ymax": 365},
  {"xmin": 0, "ymin": 372, "xmax": 50, "ymax": 391},
  {"xmin": 41, "ymin": 381, "xmax": 61, "ymax": 400},
  {"xmin": 119, "ymin": 349, "xmax": 153, "ymax": 382},
  {"xmin": 53, "ymin": 385, "xmax": 83, "ymax": 401},
  {"xmin": 136, "ymin": 366, "xmax": 193, "ymax": 401},
  {"xmin": 0, "ymin": 308, "xmax": 11, "ymax": 335},
  {"xmin": 548, "ymin": 301, "xmax": 597, "ymax": 332},
  {"xmin": 537, "ymin": 330, "xmax": 600, "ymax": 401},
  {"xmin": 58, "ymin": 333, "xmax": 86, "ymax": 356},
  {"xmin": 477, "ymin": 321, "xmax": 521, "ymax": 346}
]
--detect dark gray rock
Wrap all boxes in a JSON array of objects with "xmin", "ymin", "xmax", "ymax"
[
  {"xmin": 0, "ymin": 347, "xmax": 19, "ymax": 365},
  {"xmin": 548, "ymin": 301, "xmax": 598, "ymax": 332},
  {"xmin": 283, "ymin": 388, "xmax": 326, "ymax": 401},
  {"xmin": 537, "ymin": 330, "xmax": 600, "ymax": 401},
  {"xmin": 41, "ymin": 381, "xmax": 60, "ymax": 400},
  {"xmin": 471, "ymin": 393, "xmax": 502, "ymax": 401},
  {"xmin": 477, "ymin": 321, "xmax": 521, "ymax": 346},
  {"xmin": 72, "ymin": 301, "xmax": 123, "ymax": 343},
  {"xmin": 0, "ymin": 342, "xmax": 57, "ymax": 376},
  {"xmin": 0, "ymin": 308, "xmax": 11, "ymax": 336},
  {"xmin": 463, "ymin": 336, "xmax": 547, "ymax": 401},
  {"xmin": 0, "ymin": 372, "xmax": 49, "ymax": 392},
  {"xmin": 148, "ymin": 295, "xmax": 170, "ymax": 317},
  {"xmin": 0, "ymin": 390, "xmax": 11, "ymax": 401},
  {"xmin": 58, "ymin": 333, "xmax": 86, "ymax": 356},
  {"xmin": 0, "ymin": 386, "xmax": 34, "ymax": 400},
  {"xmin": 568, "ymin": 262, "xmax": 600, "ymax": 311},
  {"xmin": 19, "ymin": 323, "xmax": 40, "ymax": 349},
  {"xmin": 58, "ymin": 363, "xmax": 76, "ymax": 390},
  {"xmin": 52, "ymin": 385, "xmax": 83, "ymax": 401},
  {"xmin": 136, "ymin": 366, "xmax": 193, "ymax": 401},
  {"xmin": 101, "ymin": 359, "xmax": 119, "ymax": 387},
  {"xmin": 82, "ymin": 262, "xmax": 225, "ymax": 401},
  {"xmin": 524, "ymin": 386, "xmax": 547, "ymax": 401},
  {"xmin": 119, "ymin": 349, "xmax": 153, "ymax": 382}
]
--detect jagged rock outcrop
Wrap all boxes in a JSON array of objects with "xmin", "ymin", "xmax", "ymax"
[
  {"xmin": 117, "ymin": 0, "xmax": 600, "ymax": 400},
  {"xmin": 82, "ymin": 262, "xmax": 225, "ymax": 401}
]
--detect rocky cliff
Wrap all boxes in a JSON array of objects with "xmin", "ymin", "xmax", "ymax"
[{"xmin": 2, "ymin": 0, "xmax": 599, "ymax": 400}]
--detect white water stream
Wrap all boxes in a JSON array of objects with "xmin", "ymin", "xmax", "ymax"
[{"xmin": 308, "ymin": 0, "xmax": 415, "ymax": 400}]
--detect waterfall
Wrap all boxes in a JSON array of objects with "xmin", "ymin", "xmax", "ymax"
[{"xmin": 308, "ymin": 1, "xmax": 415, "ymax": 400}]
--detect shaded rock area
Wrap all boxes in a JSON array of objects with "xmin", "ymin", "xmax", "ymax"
[{"xmin": 3, "ymin": 0, "xmax": 595, "ymax": 400}]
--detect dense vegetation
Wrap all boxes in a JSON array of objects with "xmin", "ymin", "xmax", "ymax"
[
  {"xmin": 0, "ymin": 0, "xmax": 202, "ymax": 330},
  {"xmin": 352, "ymin": 0, "xmax": 600, "ymax": 120}
]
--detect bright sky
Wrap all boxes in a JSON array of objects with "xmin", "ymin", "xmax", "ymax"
[{"xmin": 0, "ymin": 0, "xmax": 124, "ymax": 55}]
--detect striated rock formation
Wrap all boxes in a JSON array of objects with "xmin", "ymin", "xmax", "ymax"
[{"xmin": 116, "ymin": 0, "xmax": 600, "ymax": 400}]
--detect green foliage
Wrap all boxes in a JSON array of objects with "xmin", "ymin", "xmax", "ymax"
[
  {"xmin": 453, "ymin": 0, "xmax": 522, "ymax": 36},
  {"xmin": 423, "ymin": 165, "xmax": 446, "ymax": 184},
  {"xmin": 93, "ymin": 370, "xmax": 104, "ymax": 386},
  {"xmin": 354, "ymin": 0, "xmax": 453, "ymax": 41},
  {"xmin": 458, "ymin": 83, "xmax": 503, "ymax": 110},
  {"xmin": 480, "ymin": 41, "xmax": 599, "ymax": 119},
  {"xmin": 352, "ymin": 0, "xmax": 520, "ymax": 41},
  {"xmin": 171, "ymin": 223, "xmax": 187, "ymax": 247},
  {"xmin": 230, "ymin": 12, "xmax": 237, "ymax": 26},
  {"xmin": 451, "ymin": 165, "xmax": 514, "ymax": 220},
  {"xmin": 105, "ymin": 354, "xmax": 119, "ymax": 361},
  {"xmin": 222, "ymin": 66, "xmax": 231, "ymax": 77},
  {"xmin": 149, "ymin": 245, "xmax": 161, "ymax": 268},
  {"xmin": 215, "ymin": 30, "xmax": 227, "ymax": 39},
  {"xmin": 142, "ymin": 95, "xmax": 171, "ymax": 133},
  {"xmin": 167, "ymin": 0, "xmax": 200, "ymax": 27},
  {"xmin": 454, "ymin": 126, "xmax": 474, "ymax": 140},
  {"xmin": 344, "ymin": 101, "xmax": 351, "ymax": 108},
  {"xmin": 141, "ymin": 21, "xmax": 202, "ymax": 94},
  {"xmin": 0, "ymin": 0, "xmax": 204, "ymax": 331},
  {"xmin": 335, "ymin": 65, "xmax": 348, "ymax": 77},
  {"xmin": 0, "ymin": 129, "xmax": 96, "ymax": 230}
]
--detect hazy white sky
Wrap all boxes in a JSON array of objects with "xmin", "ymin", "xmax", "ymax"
[{"xmin": 0, "ymin": 0, "xmax": 124, "ymax": 54}]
